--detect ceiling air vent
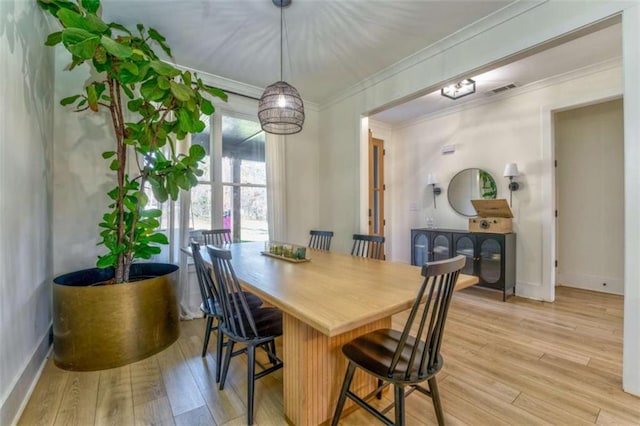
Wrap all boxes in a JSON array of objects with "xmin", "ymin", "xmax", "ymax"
[{"xmin": 487, "ymin": 83, "xmax": 518, "ymax": 95}]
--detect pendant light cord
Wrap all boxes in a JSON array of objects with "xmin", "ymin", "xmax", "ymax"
[{"xmin": 280, "ymin": 4, "xmax": 283, "ymax": 82}]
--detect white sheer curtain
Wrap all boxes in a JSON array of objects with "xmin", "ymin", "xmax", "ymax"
[
  {"xmin": 266, "ymin": 133, "xmax": 287, "ymax": 242},
  {"xmin": 176, "ymin": 133, "xmax": 202, "ymax": 319}
]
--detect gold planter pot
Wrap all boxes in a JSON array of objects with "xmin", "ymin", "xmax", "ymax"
[{"xmin": 52, "ymin": 263, "xmax": 179, "ymax": 371}]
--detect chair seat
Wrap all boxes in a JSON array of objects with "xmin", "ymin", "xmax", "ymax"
[
  {"xmin": 342, "ymin": 328, "xmax": 442, "ymax": 383},
  {"xmin": 200, "ymin": 292, "xmax": 263, "ymax": 318},
  {"xmin": 235, "ymin": 307, "xmax": 283, "ymax": 339}
]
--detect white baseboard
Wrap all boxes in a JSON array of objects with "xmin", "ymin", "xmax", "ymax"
[
  {"xmin": 558, "ymin": 271, "xmax": 623, "ymax": 295},
  {"xmin": 515, "ymin": 280, "xmax": 549, "ymax": 301},
  {"xmin": 1, "ymin": 324, "xmax": 52, "ymax": 426}
]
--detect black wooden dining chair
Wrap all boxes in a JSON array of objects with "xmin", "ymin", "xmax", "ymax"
[
  {"xmin": 206, "ymin": 245, "xmax": 284, "ymax": 425},
  {"xmin": 190, "ymin": 242, "xmax": 263, "ymax": 383},
  {"xmin": 202, "ymin": 228, "xmax": 232, "ymax": 246},
  {"xmin": 308, "ymin": 230, "xmax": 334, "ymax": 250},
  {"xmin": 351, "ymin": 233, "xmax": 385, "ymax": 260},
  {"xmin": 331, "ymin": 255, "xmax": 466, "ymax": 426}
]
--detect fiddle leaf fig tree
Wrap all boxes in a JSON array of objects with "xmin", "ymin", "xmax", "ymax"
[{"xmin": 39, "ymin": 0, "xmax": 227, "ymax": 283}]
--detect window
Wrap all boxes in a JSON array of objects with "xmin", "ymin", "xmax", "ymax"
[{"xmin": 190, "ymin": 112, "xmax": 268, "ymax": 242}]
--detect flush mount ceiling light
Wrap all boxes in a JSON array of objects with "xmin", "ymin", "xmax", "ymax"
[
  {"xmin": 441, "ymin": 79, "xmax": 476, "ymax": 100},
  {"xmin": 258, "ymin": 0, "xmax": 305, "ymax": 135}
]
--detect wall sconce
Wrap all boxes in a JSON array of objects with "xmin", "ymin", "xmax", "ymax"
[
  {"xmin": 427, "ymin": 173, "xmax": 442, "ymax": 208},
  {"xmin": 503, "ymin": 163, "xmax": 520, "ymax": 206}
]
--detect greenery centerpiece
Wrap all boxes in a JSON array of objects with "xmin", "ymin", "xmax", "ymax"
[
  {"xmin": 38, "ymin": 0, "xmax": 227, "ymax": 370},
  {"xmin": 39, "ymin": 0, "xmax": 226, "ymax": 283}
]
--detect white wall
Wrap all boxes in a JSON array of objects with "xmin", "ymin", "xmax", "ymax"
[
  {"xmin": 0, "ymin": 1, "xmax": 54, "ymax": 423},
  {"xmin": 388, "ymin": 65, "xmax": 622, "ymax": 300},
  {"xmin": 318, "ymin": 0, "xmax": 639, "ymax": 396},
  {"xmin": 555, "ymin": 99, "xmax": 624, "ymax": 294},
  {"xmin": 52, "ymin": 47, "xmax": 115, "ymax": 276},
  {"xmin": 285, "ymin": 106, "xmax": 320, "ymax": 247}
]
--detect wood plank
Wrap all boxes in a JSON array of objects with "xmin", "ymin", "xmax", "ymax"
[
  {"xmin": 174, "ymin": 405, "xmax": 215, "ymax": 426},
  {"xmin": 156, "ymin": 341, "xmax": 206, "ymax": 416},
  {"xmin": 134, "ymin": 397, "xmax": 175, "ymax": 426},
  {"xmin": 176, "ymin": 329, "xmax": 247, "ymax": 425},
  {"xmin": 131, "ymin": 356, "xmax": 173, "ymax": 425},
  {"xmin": 513, "ymin": 393, "xmax": 595, "ymax": 426},
  {"xmin": 95, "ymin": 365, "xmax": 134, "ymax": 426},
  {"xmin": 17, "ymin": 358, "xmax": 68, "ymax": 426},
  {"xmin": 53, "ymin": 370, "xmax": 100, "ymax": 426}
]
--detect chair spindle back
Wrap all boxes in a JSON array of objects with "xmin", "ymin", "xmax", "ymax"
[
  {"xmin": 308, "ymin": 230, "xmax": 334, "ymax": 250},
  {"xmin": 351, "ymin": 234, "xmax": 385, "ymax": 260},
  {"xmin": 206, "ymin": 246, "xmax": 259, "ymax": 340},
  {"xmin": 203, "ymin": 229, "xmax": 232, "ymax": 246},
  {"xmin": 389, "ymin": 255, "xmax": 465, "ymax": 380}
]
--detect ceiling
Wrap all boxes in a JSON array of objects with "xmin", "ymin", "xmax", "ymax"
[
  {"xmin": 101, "ymin": 0, "xmax": 516, "ymax": 104},
  {"xmin": 371, "ymin": 22, "xmax": 622, "ymax": 125},
  {"xmin": 99, "ymin": 1, "xmax": 621, "ymax": 122}
]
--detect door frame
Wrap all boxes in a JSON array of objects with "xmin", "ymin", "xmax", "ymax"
[{"xmin": 541, "ymin": 90, "xmax": 622, "ymax": 302}]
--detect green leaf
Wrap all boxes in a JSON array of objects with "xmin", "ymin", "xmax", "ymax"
[
  {"xmin": 85, "ymin": 14, "xmax": 108, "ymax": 33},
  {"xmin": 151, "ymin": 184, "xmax": 168, "ymax": 203},
  {"xmin": 81, "ymin": 0, "xmax": 100, "ymax": 14},
  {"xmin": 87, "ymin": 84, "xmax": 98, "ymax": 111},
  {"xmin": 123, "ymin": 196, "xmax": 137, "ymax": 212},
  {"xmin": 100, "ymin": 35, "xmax": 133, "ymax": 58},
  {"xmin": 97, "ymin": 254, "xmax": 117, "ymax": 269},
  {"xmin": 177, "ymin": 108, "xmax": 193, "ymax": 132},
  {"xmin": 109, "ymin": 159, "xmax": 119, "ymax": 170},
  {"xmin": 201, "ymin": 98, "xmax": 214, "ymax": 115},
  {"xmin": 60, "ymin": 94, "xmax": 81, "ymax": 106},
  {"xmin": 147, "ymin": 233, "xmax": 169, "ymax": 244},
  {"xmin": 45, "ymin": 31, "xmax": 62, "ymax": 46},
  {"xmin": 140, "ymin": 79, "xmax": 166, "ymax": 101},
  {"xmin": 170, "ymin": 81, "xmax": 192, "ymax": 102},
  {"xmin": 189, "ymin": 144, "xmax": 206, "ymax": 161},
  {"xmin": 109, "ymin": 22, "xmax": 131, "ymax": 34},
  {"xmin": 107, "ymin": 187, "xmax": 119, "ymax": 200},
  {"xmin": 141, "ymin": 208, "xmax": 162, "ymax": 218},
  {"xmin": 61, "ymin": 28, "xmax": 100, "ymax": 59},
  {"xmin": 203, "ymin": 85, "xmax": 228, "ymax": 101},
  {"xmin": 157, "ymin": 76, "xmax": 170, "ymax": 90},
  {"xmin": 57, "ymin": 8, "xmax": 89, "ymax": 30},
  {"xmin": 121, "ymin": 84, "xmax": 134, "ymax": 99},
  {"xmin": 147, "ymin": 27, "xmax": 166, "ymax": 42},
  {"xmin": 102, "ymin": 151, "xmax": 116, "ymax": 159},
  {"xmin": 149, "ymin": 60, "xmax": 179, "ymax": 77}
]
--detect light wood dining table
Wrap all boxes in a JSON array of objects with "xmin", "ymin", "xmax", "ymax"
[{"xmin": 188, "ymin": 241, "xmax": 478, "ymax": 425}]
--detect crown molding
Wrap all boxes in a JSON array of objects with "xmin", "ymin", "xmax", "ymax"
[
  {"xmin": 319, "ymin": 0, "xmax": 547, "ymax": 110},
  {"xmin": 173, "ymin": 64, "xmax": 319, "ymax": 112},
  {"xmin": 392, "ymin": 56, "xmax": 622, "ymax": 130}
]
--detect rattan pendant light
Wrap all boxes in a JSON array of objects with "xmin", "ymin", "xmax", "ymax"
[{"xmin": 258, "ymin": 0, "xmax": 305, "ymax": 135}]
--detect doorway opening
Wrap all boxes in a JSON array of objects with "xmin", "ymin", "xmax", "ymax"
[{"xmin": 553, "ymin": 99, "xmax": 624, "ymax": 295}]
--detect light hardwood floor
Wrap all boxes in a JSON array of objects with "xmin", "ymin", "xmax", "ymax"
[{"xmin": 18, "ymin": 286, "xmax": 640, "ymax": 425}]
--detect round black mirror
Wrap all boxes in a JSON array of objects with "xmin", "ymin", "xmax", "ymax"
[{"xmin": 447, "ymin": 168, "xmax": 497, "ymax": 216}]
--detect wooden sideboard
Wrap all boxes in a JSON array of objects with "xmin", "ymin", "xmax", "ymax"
[{"xmin": 411, "ymin": 228, "xmax": 516, "ymax": 301}]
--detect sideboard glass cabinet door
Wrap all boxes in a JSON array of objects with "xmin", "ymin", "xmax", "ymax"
[
  {"xmin": 432, "ymin": 235, "xmax": 450, "ymax": 262},
  {"xmin": 453, "ymin": 235, "xmax": 475, "ymax": 275},
  {"xmin": 478, "ymin": 237, "xmax": 502, "ymax": 284},
  {"xmin": 413, "ymin": 232, "xmax": 429, "ymax": 265}
]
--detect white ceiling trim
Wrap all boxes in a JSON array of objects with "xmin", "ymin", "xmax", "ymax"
[
  {"xmin": 391, "ymin": 56, "xmax": 622, "ymax": 130},
  {"xmin": 319, "ymin": 0, "xmax": 547, "ymax": 110},
  {"xmin": 174, "ymin": 63, "xmax": 320, "ymax": 112}
]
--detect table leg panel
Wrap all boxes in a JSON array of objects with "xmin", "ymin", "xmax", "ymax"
[{"xmin": 283, "ymin": 313, "xmax": 391, "ymax": 425}]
